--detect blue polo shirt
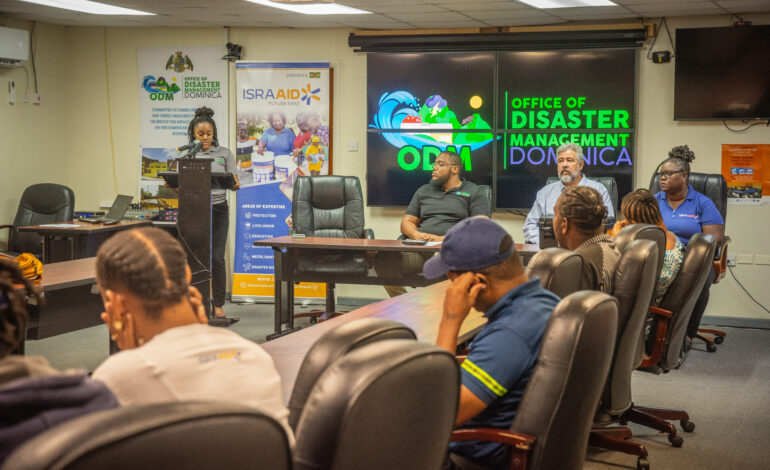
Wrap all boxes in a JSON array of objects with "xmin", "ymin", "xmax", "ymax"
[
  {"xmin": 655, "ymin": 185, "xmax": 723, "ymax": 245},
  {"xmin": 451, "ymin": 278, "xmax": 559, "ymax": 468}
]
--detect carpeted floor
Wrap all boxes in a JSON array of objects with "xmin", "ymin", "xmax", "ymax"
[{"xmin": 23, "ymin": 304, "xmax": 770, "ymax": 470}]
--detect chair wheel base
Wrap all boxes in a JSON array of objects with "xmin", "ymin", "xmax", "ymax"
[
  {"xmin": 714, "ymin": 336, "xmax": 724, "ymax": 345},
  {"xmin": 668, "ymin": 434, "xmax": 683, "ymax": 447},
  {"xmin": 680, "ymin": 419, "xmax": 695, "ymax": 432},
  {"xmin": 706, "ymin": 343, "xmax": 717, "ymax": 353},
  {"xmin": 637, "ymin": 457, "xmax": 650, "ymax": 470}
]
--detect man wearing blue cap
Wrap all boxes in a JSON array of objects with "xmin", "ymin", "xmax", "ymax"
[{"xmin": 424, "ymin": 218, "xmax": 559, "ymax": 469}]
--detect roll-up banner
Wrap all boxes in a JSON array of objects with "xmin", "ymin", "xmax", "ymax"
[
  {"xmin": 233, "ymin": 62, "xmax": 331, "ymax": 302},
  {"xmin": 137, "ymin": 46, "xmax": 228, "ymax": 206}
]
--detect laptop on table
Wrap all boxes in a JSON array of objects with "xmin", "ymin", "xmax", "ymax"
[{"xmin": 81, "ymin": 195, "xmax": 133, "ymax": 224}]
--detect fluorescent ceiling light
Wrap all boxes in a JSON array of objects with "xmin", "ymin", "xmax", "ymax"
[
  {"xmin": 244, "ymin": 0, "xmax": 371, "ymax": 15},
  {"xmin": 18, "ymin": 0, "xmax": 154, "ymax": 15},
  {"xmin": 517, "ymin": 0, "xmax": 617, "ymax": 8}
]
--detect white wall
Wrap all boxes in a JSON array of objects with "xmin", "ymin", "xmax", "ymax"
[
  {"xmin": 0, "ymin": 18, "xmax": 70, "ymax": 246},
  {"xmin": 3, "ymin": 14, "xmax": 769, "ymax": 321}
]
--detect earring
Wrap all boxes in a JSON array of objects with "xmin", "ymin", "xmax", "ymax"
[{"xmin": 113, "ymin": 320, "xmax": 123, "ymax": 331}]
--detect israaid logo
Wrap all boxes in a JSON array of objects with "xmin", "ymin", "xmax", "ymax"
[
  {"xmin": 301, "ymin": 83, "xmax": 321, "ymax": 105},
  {"xmin": 309, "ymin": 72, "xmax": 321, "ymax": 78}
]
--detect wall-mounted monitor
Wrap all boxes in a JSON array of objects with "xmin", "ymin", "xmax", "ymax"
[
  {"xmin": 366, "ymin": 49, "xmax": 636, "ymax": 209},
  {"xmin": 674, "ymin": 25, "xmax": 770, "ymax": 121}
]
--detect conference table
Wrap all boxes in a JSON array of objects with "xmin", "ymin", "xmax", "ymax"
[
  {"xmin": 254, "ymin": 236, "xmax": 539, "ymax": 339},
  {"xmin": 17, "ymin": 257, "xmax": 108, "ymax": 353},
  {"xmin": 261, "ymin": 279, "xmax": 484, "ymax": 404},
  {"xmin": 18, "ymin": 220, "xmax": 152, "ymax": 263}
]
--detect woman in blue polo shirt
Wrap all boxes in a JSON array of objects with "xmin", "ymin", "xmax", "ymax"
[{"xmin": 653, "ymin": 145, "xmax": 724, "ymax": 353}]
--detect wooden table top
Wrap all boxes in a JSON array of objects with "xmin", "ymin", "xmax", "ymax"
[
  {"xmin": 262, "ymin": 279, "xmax": 485, "ymax": 404},
  {"xmin": 18, "ymin": 219, "xmax": 152, "ymax": 235},
  {"xmin": 254, "ymin": 235, "xmax": 540, "ymax": 256},
  {"xmin": 39, "ymin": 257, "xmax": 97, "ymax": 292}
]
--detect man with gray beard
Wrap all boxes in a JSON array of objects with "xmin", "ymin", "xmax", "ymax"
[{"xmin": 522, "ymin": 143, "xmax": 614, "ymax": 245}]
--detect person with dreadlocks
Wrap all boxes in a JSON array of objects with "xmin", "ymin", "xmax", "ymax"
[
  {"xmin": 612, "ymin": 188, "xmax": 685, "ymax": 305},
  {"xmin": 552, "ymin": 186, "xmax": 620, "ymax": 293},
  {"xmin": 652, "ymin": 145, "xmax": 724, "ymax": 353},
  {"xmin": 90, "ymin": 227, "xmax": 293, "ymax": 444},
  {"xmin": 0, "ymin": 258, "xmax": 117, "ymax": 464},
  {"xmin": 185, "ymin": 106, "xmax": 239, "ymax": 324}
]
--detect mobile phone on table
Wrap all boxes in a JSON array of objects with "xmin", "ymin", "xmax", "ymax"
[{"xmin": 402, "ymin": 239, "xmax": 427, "ymax": 245}]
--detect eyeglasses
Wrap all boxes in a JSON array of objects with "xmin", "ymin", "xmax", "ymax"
[
  {"xmin": 657, "ymin": 170, "xmax": 685, "ymax": 179},
  {"xmin": 432, "ymin": 161, "xmax": 457, "ymax": 168}
]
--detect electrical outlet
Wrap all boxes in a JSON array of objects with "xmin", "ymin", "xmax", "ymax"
[
  {"xmin": 726, "ymin": 255, "xmax": 736, "ymax": 267},
  {"xmin": 736, "ymin": 253, "xmax": 754, "ymax": 264},
  {"xmin": 755, "ymin": 255, "xmax": 770, "ymax": 265},
  {"xmin": 347, "ymin": 140, "xmax": 358, "ymax": 152}
]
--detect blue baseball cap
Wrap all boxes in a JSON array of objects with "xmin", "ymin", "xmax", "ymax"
[{"xmin": 423, "ymin": 218, "xmax": 514, "ymax": 279}]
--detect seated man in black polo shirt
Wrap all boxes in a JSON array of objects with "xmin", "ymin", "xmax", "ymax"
[{"xmin": 379, "ymin": 151, "xmax": 491, "ymax": 297}]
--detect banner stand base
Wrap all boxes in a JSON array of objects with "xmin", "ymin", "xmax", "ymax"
[{"xmin": 266, "ymin": 325, "xmax": 303, "ymax": 341}]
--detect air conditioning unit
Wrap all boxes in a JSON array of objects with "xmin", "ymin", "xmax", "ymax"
[{"xmin": 0, "ymin": 27, "xmax": 29, "ymax": 68}]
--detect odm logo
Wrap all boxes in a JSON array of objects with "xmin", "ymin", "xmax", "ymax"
[{"xmin": 142, "ymin": 75, "xmax": 180, "ymax": 101}]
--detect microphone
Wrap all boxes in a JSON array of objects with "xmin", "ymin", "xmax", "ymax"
[{"xmin": 178, "ymin": 140, "xmax": 202, "ymax": 152}]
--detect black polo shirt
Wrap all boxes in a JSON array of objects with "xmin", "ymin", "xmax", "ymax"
[{"xmin": 406, "ymin": 179, "xmax": 491, "ymax": 236}]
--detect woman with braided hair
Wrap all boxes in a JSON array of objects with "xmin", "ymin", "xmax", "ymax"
[
  {"xmin": 653, "ymin": 145, "xmax": 724, "ymax": 352},
  {"xmin": 91, "ymin": 227, "xmax": 292, "ymax": 443},
  {"xmin": 552, "ymin": 186, "xmax": 620, "ymax": 293},
  {"xmin": 0, "ymin": 259, "xmax": 117, "ymax": 464},
  {"xmin": 184, "ymin": 106, "xmax": 239, "ymax": 323}
]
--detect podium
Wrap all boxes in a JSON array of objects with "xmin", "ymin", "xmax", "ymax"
[{"xmin": 160, "ymin": 163, "xmax": 236, "ymax": 319}]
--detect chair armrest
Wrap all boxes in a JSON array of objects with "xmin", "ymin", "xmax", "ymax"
[
  {"xmin": 712, "ymin": 236, "xmax": 731, "ymax": 284},
  {"xmin": 639, "ymin": 306, "xmax": 672, "ymax": 368},
  {"xmin": 364, "ymin": 228, "xmax": 375, "ymax": 239},
  {"xmin": 451, "ymin": 428, "xmax": 534, "ymax": 470}
]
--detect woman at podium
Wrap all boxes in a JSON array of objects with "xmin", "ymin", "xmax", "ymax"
[{"xmin": 187, "ymin": 106, "xmax": 239, "ymax": 323}]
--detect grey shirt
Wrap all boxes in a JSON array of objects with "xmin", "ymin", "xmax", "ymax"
[
  {"xmin": 197, "ymin": 146, "xmax": 236, "ymax": 205},
  {"xmin": 405, "ymin": 179, "xmax": 491, "ymax": 236}
]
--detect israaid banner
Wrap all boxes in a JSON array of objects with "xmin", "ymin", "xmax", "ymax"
[
  {"xmin": 232, "ymin": 61, "xmax": 331, "ymax": 301},
  {"xmin": 137, "ymin": 46, "xmax": 228, "ymax": 207}
]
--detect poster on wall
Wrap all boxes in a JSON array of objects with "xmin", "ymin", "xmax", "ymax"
[
  {"xmin": 233, "ymin": 61, "xmax": 331, "ymax": 301},
  {"xmin": 137, "ymin": 46, "xmax": 228, "ymax": 207},
  {"xmin": 721, "ymin": 144, "xmax": 764, "ymax": 205}
]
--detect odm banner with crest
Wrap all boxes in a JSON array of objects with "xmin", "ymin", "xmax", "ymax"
[
  {"xmin": 232, "ymin": 61, "xmax": 331, "ymax": 302},
  {"xmin": 137, "ymin": 46, "xmax": 228, "ymax": 207}
]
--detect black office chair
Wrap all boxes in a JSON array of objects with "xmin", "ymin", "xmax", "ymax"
[
  {"xmin": 2, "ymin": 402, "xmax": 292, "ymax": 470},
  {"xmin": 590, "ymin": 234, "xmax": 716, "ymax": 469},
  {"xmin": 478, "ymin": 184, "xmax": 494, "ymax": 215},
  {"xmin": 588, "ymin": 239, "xmax": 660, "ymax": 470},
  {"xmin": 1, "ymin": 183, "xmax": 75, "ymax": 257},
  {"xmin": 650, "ymin": 171, "xmax": 729, "ymax": 350},
  {"xmin": 525, "ymin": 247, "xmax": 583, "ymax": 298},
  {"xmin": 547, "ymin": 176, "xmax": 618, "ymax": 214},
  {"xmin": 291, "ymin": 175, "xmax": 373, "ymax": 320},
  {"xmin": 287, "ymin": 318, "xmax": 417, "ymax": 431},
  {"xmin": 450, "ymin": 291, "xmax": 618, "ymax": 470},
  {"xmin": 293, "ymin": 339, "xmax": 459, "ymax": 470}
]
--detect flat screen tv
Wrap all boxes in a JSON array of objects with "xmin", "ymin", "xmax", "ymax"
[
  {"xmin": 366, "ymin": 50, "xmax": 636, "ymax": 209},
  {"xmin": 674, "ymin": 25, "xmax": 770, "ymax": 120}
]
